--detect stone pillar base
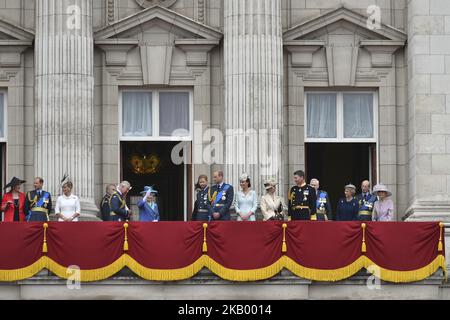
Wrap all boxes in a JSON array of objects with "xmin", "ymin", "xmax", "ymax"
[{"xmin": 404, "ymin": 203, "xmax": 450, "ymax": 222}]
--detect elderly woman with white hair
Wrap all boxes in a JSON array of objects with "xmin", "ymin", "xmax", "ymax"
[
  {"xmin": 234, "ymin": 173, "xmax": 258, "ymax": 221},
  {"xmin": 372, "ymin": 184, "xmax": 394, "ymax": 221},
  {"xmin": 260, "ymin": 178, "xmax": 286, "ymax": 221}
]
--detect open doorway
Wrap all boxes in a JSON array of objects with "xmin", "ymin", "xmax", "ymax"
[
  {"xmin": 305, "ymin": 143, "xmax": 376, "ymax": 219},
  {"xmin": 120, "ymin": 141, "xmax": 190, "ymax": 221}
]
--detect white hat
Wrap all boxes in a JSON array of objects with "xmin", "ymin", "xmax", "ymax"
[
  {"xmin": 344, "ymin": 184, "xmax": 356, "ymax": 190},
  {"xmin": 373, "ymin": 183, "xmax": 392, "ymax": 197},
  {"xmin": 239, "ymin": 173, "xmax": 250, "ymax": 182},
  {"xmin": 263, "ymin": 177, "xmax": 278, "ymax": 190}
]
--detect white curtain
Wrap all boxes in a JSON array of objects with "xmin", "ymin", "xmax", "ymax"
[
  {"xmin": 307, "ymin": 93, "xmax": 337, "ymax": 138},
  {"xmin": 343, "ymin": 93, "xmax": 373, "ymax": 138},
  {"xmin": 159, "ymin": 92, "xmax": 190, "ymax": 136},
  {"xmin": 122, "ymin": 92, "xmax": 152, "ymax": 136}
]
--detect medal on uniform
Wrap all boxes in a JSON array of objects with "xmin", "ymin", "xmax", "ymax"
[
  {"xmin": 303, "ymin": 189, "xmax": 309, "ymax": 201},
  {"xmin": 222, "ymin": 195, "xmax": 226, "ymax": 200}
]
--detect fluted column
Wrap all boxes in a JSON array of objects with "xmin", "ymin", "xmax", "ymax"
[
  {"xmin": 224, "ymin": 0, "xmax": 283, "ymax": 196},
  {"xmin": 35, "ymin": 0, "xmax": 97, "ymax": 218}
]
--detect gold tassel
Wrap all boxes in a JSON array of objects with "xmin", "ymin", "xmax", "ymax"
[
  {"xmin": 361, "ymin": 223, "xmax": 367, "ymax": 253},
  {"xmin": 42, "ymin": 223, "xmax": 48, "ymax": 253},
  {"xmin": 123, "ymin": 223, "xmax": 129, "ymax": 252},
  {"xmin": 282, "ymin": 223, "xmax": 287, "ymax": 253},
  {"xmin": 438, "ymin": 222, "xmax": 444, "ymax": 252},
  {"xmin": 202, "ymin": 223, "xmax": 208, "ymax": 253}
]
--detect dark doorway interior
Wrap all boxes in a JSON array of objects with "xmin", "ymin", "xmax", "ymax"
[
  {"xmin": 305, "ymin": 143, "xmax": 376, "ymax": 219},
  {"xmin": 121, "ymin": 141, "xmax": 185, "ymax": 221}
]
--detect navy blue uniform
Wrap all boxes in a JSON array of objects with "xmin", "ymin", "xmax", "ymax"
[
  {"xmin": 109, "ymin": 191, "xmax": 130, "ymax": 221},
  {"xmin": 193, "ymin": 186, "xmax": 212, "ymax": 221},
  {"xmin": 315, "ymin": 190, "xmax": 332, "ymax": 221},
  {"xmin": 288, "ymin": 184, "xmax": 317, "ymax": 220},
  {"xmin": 209, "ymin": 183, "xmax": 234, "ymax": 221},
  {"xmin": 100, "ymin": 193, "xmax": 113, "ymax": 221},
  {"xmin": 355, "ymin": 192, "xmax": 377, "ymax": 221},
  {"xmin": 25, "ymin": 190, "xmax": 52, "ymax": 222},
  {"xmin": 336, "ymin": 197, "xmax": 359, "ymax": 221}
]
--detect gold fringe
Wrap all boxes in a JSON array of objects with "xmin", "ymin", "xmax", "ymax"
[
  {"xmin": 205, "ymin": 256, "xmax": 284, "ymax": 282},
  {"xmin": 364, "ymin": 255, "xmax": 446, "ymax": 283},
  {"xmin": 361, "ymin": 223, "xmax": 367, "ymax": 253},
  {"xmin": 284, "ymin": 256, "xmax": 367, "ymax": 282},
  {"xmin": 0, "ymin": 257, "xmax": 48, "ymax": 282},
  {"xmin": 42, "ymin": 223, "xmax": 48, "ymax": 253},
  {"xmin": 123, "ymin": 223, "xmax": 129, "ymax": 252},
  {"xmin": 126, "ymin": 254, "xmax": 206, "ymax": 281},
  {"xmin": 202, "ymin": 223, "xmax": 208, "ymax": 253},
  {"xmin": 439, "ymin": 222, "xmax": 444, "ymax": 252},
  {"xmin": 282, "ymin": 223, "xmax": 287, "ymax": 253}
]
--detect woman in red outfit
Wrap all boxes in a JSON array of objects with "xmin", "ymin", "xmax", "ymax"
[{"xmin": 1, "ymin": 177, "xmax": 26, "ymax": 222}]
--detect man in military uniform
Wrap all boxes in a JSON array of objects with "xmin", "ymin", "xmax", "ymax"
[
  {"xmin": 209, "ymin": 170, "xmax": 234, "ymax": 221},
  {"xmin": 288, "ymin": 170, "xmax": 316, "ymax": 220},
  {"xmin": 100, "ymin": 184, "xmax": 116, "ymax": 221},
  {"xmin": 109, "ymin": 181, "xmax": 133, "ymax": 221},
  {"xmin": 355, "ymin": 180, "xmax": 377, "ymax": 221},
  {"xmin": 25, "ymin": 177, "xmax": 52, "ymax": 222},
  {"xmin": 193, "ymin": 175, "xmax": 212, "ymax": 221},
  {"xmin": 310, "ymin": 178, "xmax": 332, "ymax": 221}
]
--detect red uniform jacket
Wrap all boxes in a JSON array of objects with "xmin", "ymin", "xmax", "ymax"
[{"xmin": 1, "ymin": 192, "xmax": 26, "ymax": 222}]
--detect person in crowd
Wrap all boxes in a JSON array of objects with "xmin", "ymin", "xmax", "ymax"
[
  {"xmin": 336, "ymin": 184, "xmax": 359, "ymax": 221},
  {"xmin": 310, "ymin": 178, "xmax": 332, "ymax": 221},
  {"xmin": 100, "ymin": 184, "xmax": 116, "ymax": 221},
  {"xmin": 137, "ymin": 186, "xmax": 160, "ymax": 222},
  {"xmin": 372, "ymin": 184, "xmax": 394, "ymax": 222},
  {"xmin": 1, "ymin": 177, "xmax": 26, "ymax": 222},
  {"xmin": 192, "ymin": 175, "xmax": 211, "ymax": 221},
  {"xmin": 355, "ymin": 180, "xmax": 377, "ymax": 221},
  {"xmin": 288, "ymin": 170, "xmax": 317, "ymax": 220},
  {"xmin": 109, "ymin": 181, "xmax": 133, "ymax": 222},
  {"xmin": 24, "ymin": 177, "xmax": 52, "ymax": 222},
  {"xmin": 55, "ymin": 181, "xmax": 81, "ymax": 222},
  {"xmin": 260, "ymin": 177, "xmax": 285, "ymax": 221},
  {"xmin": 209, "ymin": 170, "xmax": 234, "ymax": 221},
  {"xmin": 234, "ymin": 173, "xmax": 258, "ymax": 221}
]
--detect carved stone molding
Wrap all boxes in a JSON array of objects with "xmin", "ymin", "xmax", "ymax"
[{"xmin": 135, "ymin": 0, "xmax": 177, "ymax": 8}]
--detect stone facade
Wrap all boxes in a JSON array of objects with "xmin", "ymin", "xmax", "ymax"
[{"xmin": 0, "ymin": 0, "xmax": 448, "ymax": 222}]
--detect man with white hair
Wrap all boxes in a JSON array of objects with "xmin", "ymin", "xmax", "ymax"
[
  {"xmin": 109, "ymin": 181, "xmax": 133, "ymax": 221},
  {"xmin": 309, "ymin": 178, "xmax": 332, "ymax": 221},
  {"xmin": 355, "ymin": 180, "xmax": 377, "ymax": 221}
]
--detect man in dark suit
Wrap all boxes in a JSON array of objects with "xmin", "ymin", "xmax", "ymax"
[
  {"xmin": 25, "ymin": 177, "xmax": 52, "ymax": 222},
  {"xmin": 209, "ymin": 170, "xmax": 234, "ymax": 221}
]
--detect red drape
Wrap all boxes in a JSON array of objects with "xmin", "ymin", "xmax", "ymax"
[{"xmin": 0, "ymin": 221, "xmax": 445, "ymax": 283}]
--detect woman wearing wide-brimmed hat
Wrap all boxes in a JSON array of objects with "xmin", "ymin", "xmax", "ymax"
[
  {"xmin": 372, "ymin": 184, "xmax": 394, "ymax": 221},
  {"xmin": 1, "ymin": 177, "xmax": 26, "ymax": 222},
  {"xmin": 260, "ymin": 177, "xmax": 286, "ymax": 221},
  {"xmin": 137, "ymin": 186, "xmax": 160, "ymax": 222},
  {"xmin": 336, "ymin": 184, "xmax": 359, "ymax": 221}
]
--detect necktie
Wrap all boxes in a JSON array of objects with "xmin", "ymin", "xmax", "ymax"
[{"xmin": 38, "ymin": 190, "xmax": 41, "ymax": 197}]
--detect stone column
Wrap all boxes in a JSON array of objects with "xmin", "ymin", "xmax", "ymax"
[
  {"xmin": 35, "ymin": 0, "xmax": 98, "ymax": 219},
  {"xmin": 405, "ymin": 0, "xmax": 450, "ymax": 222},
  {"xmin": 223, "ymin": 0, "xmax": 283, "ymax": 196}
]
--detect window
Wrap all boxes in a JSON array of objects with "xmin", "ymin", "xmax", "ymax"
[
  {"xmin": 0, "ymin": 91, "xmax": 5, "ymax": 141},
  {"xmin": 305, "ymin": 91, "xmax": 377, "ymax": 142},
  {"xmin": 120, "ymin": 89, "xmax": 192, "ymax": 140}
]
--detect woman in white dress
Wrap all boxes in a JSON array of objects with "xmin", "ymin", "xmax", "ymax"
[
  {"xmin": 55, "ymin": 181, "xmax": 81, "ymax": 222},
  {"xmin": 234, "ymin": 173, "xmax": 258, "ymax": 221},
  {"xmin": 260, "ymin": 178, "xmax": 286, "ymax": 221}
]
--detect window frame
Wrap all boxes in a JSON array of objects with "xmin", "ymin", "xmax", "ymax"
[
  {"xmin": 0, "ymin": 90, "xmax": 7, "ymax": 143},
  {"xmin": 304, "ymin": 90, "xmax": 378, "ymax": 143},
  {"xmin": 119, "ymin": 88, "xmax": 193, "ymax": 142}
]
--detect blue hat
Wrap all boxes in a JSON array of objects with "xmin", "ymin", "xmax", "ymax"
[{"xmin": 140, "ymin": 185, "xmax": 158, "ymax": 195}]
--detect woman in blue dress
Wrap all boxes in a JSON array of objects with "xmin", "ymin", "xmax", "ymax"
[
  {"xmin": 336, "ymin": 184, "xmax": 359, "ymax": 221},
  {"xmin": 137, "ymin": 186, "xmax": 160, "ymax": 222}
]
